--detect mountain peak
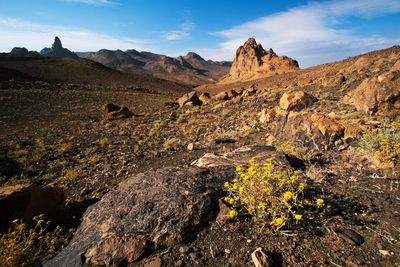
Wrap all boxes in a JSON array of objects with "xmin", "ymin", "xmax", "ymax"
[
  {"xmin": 52, "ymin": 36, "xmax": 63, "ymax": 50},
  {"xmin": 220, "ymin": 37, "xmax": 299, "ymax": 83},
  {"xmin": 40, "ymin": 36, "xmax": 78, "ymax": 59},
  {"xmin": 184, "ymin": 52, "xmax": 205, "ymax": 61}
]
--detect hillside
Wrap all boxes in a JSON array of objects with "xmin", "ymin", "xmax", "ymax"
[
  {"xmin": 82, "ymin": 49, "xmax": 231, "ymax": 86},
  {"xmin": 0, "ymin": 53, "xmax": 189, "ymax": 94}
]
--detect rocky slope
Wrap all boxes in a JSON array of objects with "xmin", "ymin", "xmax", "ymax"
[
  {"xmin": 0, "ymin": 53, "xmax": 189, "ymax": 94},
  {"xmin": 220, "ymin": 38, "xmax": 299, "ymax": 84},
  {"xmin": 0, "ymin": 42, "xmax": 399, "ymax": 267},
  {"xmin": 82, "ymin": 49, "xmax": 231, "ymax": 86}
]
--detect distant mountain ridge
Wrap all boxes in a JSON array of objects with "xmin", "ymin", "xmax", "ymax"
[
  {"xmin": 78, "ymin": 49, "xmax": 231, "ymax": 86},
  {"xmin": 9, "ymin": 36, "xmax": 231, "ymax": 86}
]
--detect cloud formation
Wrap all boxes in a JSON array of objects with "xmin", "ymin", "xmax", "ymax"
[
  {"xmin": 200, "ymin": 0, "xmax": 400, "ymax": 67},
  {"xmin": 162, "ymin": 22, "xmax": 194, "ymax": 41},
  {"xmin": 0, "ymin": 18, "xmax": 148, "ymax": 52}
]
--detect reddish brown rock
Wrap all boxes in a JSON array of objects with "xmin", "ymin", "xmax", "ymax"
[
  {"xmin": 85, "ymin": 235, "xmax": 148, "ymax": 265},
  {"xmin": 220, "ymin": 38, "xmax": 299, "ymax": 83},
  {"xmin": 198, "ymin": 92, "xmax": 211, "ymax": 104},
  {"xmin": 214, "ymin": 91, "xmax": 229, "ymax": 101},
  {"xmin": 178, "ymin": 91, "xmax": 202, "ymax": 107},
  {"xmin": 215, "ymin": 199, "xmax": 231, "ymax": 223},
  {"xmin": 103, "ymin": 103, "xmax": 134, "ymax": 120},
  {"xmin": 279, "ymin": 90, "xmax": 317, "ymax": 111},
  {"xmin": 346, "ymin": 71, "xmax": 400, "ymax": 114}
]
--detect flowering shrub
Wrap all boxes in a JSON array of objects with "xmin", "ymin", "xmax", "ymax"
[
  {"xmin": 275, "ymin": 140, "xmax": 307, "ymax": 160},
  {"xmin": 0, "ymin": 214, "xmax": 73, "ymax": 266},
  {"xmin": 224, "ymin": 158, "xmax": 324, "ymax": 229},
  {"xmin": 359, "ymin": 121, "xmax": 400, "ymax": 170}
]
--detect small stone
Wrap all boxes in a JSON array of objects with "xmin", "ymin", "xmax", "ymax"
[
  {"xmin": 379, "ymin": 250, "xmax": 392, "ymax": 256},
  {"xmin": 187, "ymin": 143, "xmax": 194, "ymax": 151},
  {"xmin": 188, "ymin": 252, "xmax": 198, "ymax": 260},
  {"xmin": 251, "ymin": 247, "xmax": 269, "ymax": 267},
  {"xmin": 179, "ymin": 245, "xmax": 190, "ymax": 254},
  {"xmin": 175, "ymin": 259, "xmax": 184, "ymax": 267},
  {"xmin": 142, "ymin": 256, "xmax": 162, "ymax": 267},
  {"xmin": 224, "ymin": 248, "xmax": 231, "ymax": 254},
  {"xmin": 335, "ymin": 228, "xmax": 364, "ymax": 245},
  {"xmin": 210, "ymin": 244, "xmax": 219, "ymax": 258},
  {"xmin": 228, "ymin": 256, "xmax": 243, "ymax": 266}
]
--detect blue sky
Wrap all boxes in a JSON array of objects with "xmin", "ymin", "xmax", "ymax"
[{"xmin": 1, "ymin": 0, "xmax": 400, "ymax": 67}]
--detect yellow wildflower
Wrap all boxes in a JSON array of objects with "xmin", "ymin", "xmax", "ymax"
[
  {"xmin": 298, "ymin": 183, "xmax": 305, "ymax": 191},
  {"xmin": 223, "ymin": 182, "xmax": 230, "ymax": 188},
  {"xmin": 239, "ymin": 187, "xmax": 244, "ymax": 194},
  {"xmin": 283, "ymin": 191, "xmax": 293, "ymax": 201},
  {"xmin": 258, "ymin": 202, "xmax": 267, "ymax": 209},
  {"xmin": 275, "ymin": 217, "xmax": 284, "ymax": 225},
  {"xmin": 224, "ymin": 197, "xmax": 235, "ymax": 205},
  {"xmin": 229, "ymin": 209, "xmax": 238, "ymax": 218},
  {"xmin": 316, "ymin": 198, "xmax": 324, "ymax": 206},
  {"xmin": 294, "ymin": 214, "xmax": 302, "ymax": 221}
]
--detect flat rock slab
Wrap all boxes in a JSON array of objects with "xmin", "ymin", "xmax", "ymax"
[
  {"xmin": 192, "ymin": 145, "xmax": 292, "ymax": 168},
  {"xmin": 46, "ymin": 166, "xmax": 235, "ymax": 266}
]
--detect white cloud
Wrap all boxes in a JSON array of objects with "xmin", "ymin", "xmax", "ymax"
[
  {"xmin": 0, "ymin": 18, "xmax": 149, "ymax": 52},
  {"xmin": 162, "ymin": 22, "xmax": 194, "ymax": 41},
  {"xmin": 63, "ymin": 0, "xmax": 116, "ymax": 6},
  {"xmin": 200, "ymin": 0, "xmax": 400, "ymax": 67}
]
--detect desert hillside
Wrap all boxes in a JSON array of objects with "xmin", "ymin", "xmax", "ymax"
[
  {"xmin": 0, "ymin": 38, "xmax": 399, "ymax": 267},
  {"xmin": 81, "ymin": 49, "xmax": 231, "ymax": 86}
]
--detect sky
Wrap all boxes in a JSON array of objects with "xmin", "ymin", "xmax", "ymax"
[{"xmin": 0, "ymin": 0, "xmax": 400, "ymax": 67}]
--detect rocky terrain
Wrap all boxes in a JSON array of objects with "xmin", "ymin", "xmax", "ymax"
[{"xmin": 0, "ymin": 38, "xmax": 399, "ymax": 267}]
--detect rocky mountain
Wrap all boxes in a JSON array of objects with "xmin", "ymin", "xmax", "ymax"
[
  {"xmin": 9, "ymin": 47, "xmax": 41, "ymax": 57},
  {"xmin": 220, "ymin": 38, "xmax": 299, "ymax": 84},
  {"xmin": 40, "ymin": 37, "xmax": 79, "ymax": 59},
  {"xmin": 82, "ymin": 49, "xmax": 231, "ymax": 86}
]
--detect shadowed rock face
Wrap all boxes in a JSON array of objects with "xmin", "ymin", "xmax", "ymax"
[
  {"xmin": 45, "ymin": 166, "xmax": 236, "ymax": 266},
  {"xmin": 0, "ymin": 184, "xmax": 65, "ymax": 232},
  {"xmin": 220, "ymin": 38, "xmax": 299, "ymax": 83},
  {"xmin": 40, "ymin": 36, "xmax": 79, "ymax": 59}
]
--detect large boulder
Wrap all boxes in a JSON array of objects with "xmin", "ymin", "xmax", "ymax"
[
  {"xmin": 279, "ymin": 90, "xmax": 317, "ymax": 111},
  {"xmin": 45, "ymin": 166, "xmax": 235, "ymax": 266},
  {"xmin": 272, "ymin": 112, "xmax": 346, "ymax": 149},
  {"xmin": 345, "ymin": 71, "xmax": 400, "ymax": 114},
  {"xmin": 0, "ymin": 184, "xmax": 65, "ymax": 232},
  {"xmin": 177, "ymin": 91, "xmax": 202, "ymax": 107}
]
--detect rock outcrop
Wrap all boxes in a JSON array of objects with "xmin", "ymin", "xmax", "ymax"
[
  {"xmin": 220, "ymin": 38, "xmax": 299, "ymax": 83},
  {"xmin": 45, "ymin": 166, "xmax": 235, "ymax": 266},
  {"xmin": 40, "ymin": 37, "xmax": 79, "ymax": 59},
  {"xmin": 343, "ymin": 70, "xmax": 400, "ymax": 114},
  {"xmin": 279, "ymin": 90, "xmax": 317, "ymax": 111},
  {"xmin": 0, "ymin": 184, "xmax": 65, "ymax": 232}
]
